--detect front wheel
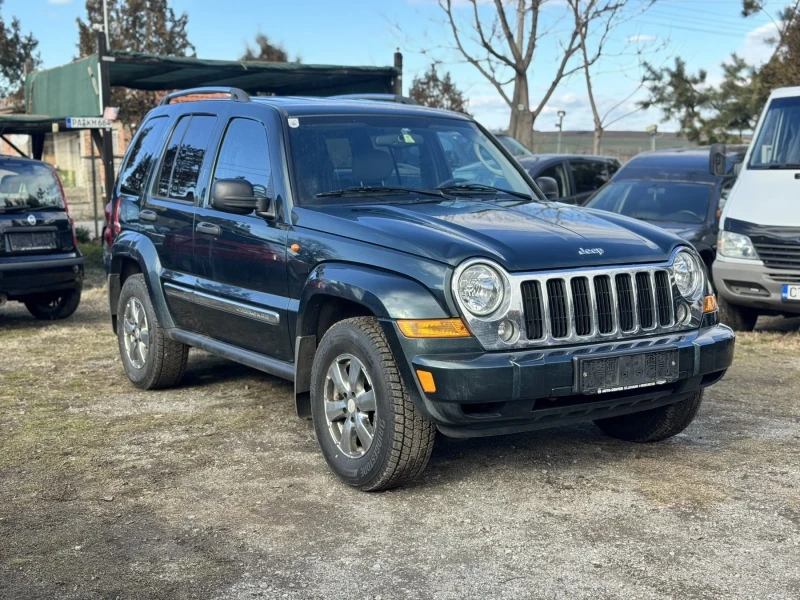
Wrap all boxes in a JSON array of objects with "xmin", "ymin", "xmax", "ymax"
[
  {"xmin": 717, "ymin": 297, "xmax": 758, "ymax": 332},
  {"xmin": 310, "ymin": 317, "xmax": 435, "ymax": 491},
  {"xmin": 594, "ymin": 390, "xmax": 703, "ymax": 443},
  {"xmin": 24, "ymin": 286, "xmax": 82, "ymax": 320}
]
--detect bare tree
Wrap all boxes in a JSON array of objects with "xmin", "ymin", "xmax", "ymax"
[
  {"xmin": 437, "ymin": 0, "xmax": 627, "ymax": 149},
  {"xmin": 572, "ymin": 0, "xmax": 663, "ymax": 153}
]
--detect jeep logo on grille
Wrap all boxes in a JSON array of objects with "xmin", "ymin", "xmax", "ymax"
[{"xmin": 578, "ymin": 247, "xmax": 604, "ymax": 256}]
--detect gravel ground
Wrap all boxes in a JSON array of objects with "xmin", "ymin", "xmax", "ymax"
[{"xmin": 1, "ymin": 252, "xmax": 799, "ymax": 599}]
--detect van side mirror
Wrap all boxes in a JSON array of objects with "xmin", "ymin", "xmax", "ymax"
[
  {"xmin": 709, "ymin": 143, "xmax": 727, "ymax": 177},
  {"xmin": 211, "ymin": 178, "xmax": 274, "ymax": 218},
  {"xmin": 535, "ymin": 176, "xmax": 559, "ymax": 201}
]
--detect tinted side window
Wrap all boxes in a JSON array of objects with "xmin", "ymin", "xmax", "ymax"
[
  {"xmin": 537, "ymin": 163, "xmax": 568, "ymax": 197},
  {"xmin": 170, "ymin": 116, "xmax": 217, "ymax": 202},
  {"xmin": 570, "ymin": 160, "xmax": 609, "ymax": 194},
  {"xmin": 118, "ymin": 116, "xmax": 168, "ymax": 197},
  {"xmin": 155, "ymin": 116, "xmax": 190, "ymax": 198},
  {"xmin": 213, "ymin": 119, "xmax": 273, "ymax": 200}
]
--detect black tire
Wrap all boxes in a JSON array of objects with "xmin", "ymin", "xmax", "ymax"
[
  {"xmin": 117, "ymin": 274, "xmax": 188, "ymax": 390},
  {"xmin": 717, "ymin": 296, "xmax": 758, "ymax": 332},
  {"xmin": 310, "ymin": 317, "xmax": 435, "ymax": 491},
  {"xmin": 24, "ymin": 286, "xmax": 82, "ymax": 320},
  {"xmin": 594, "ymin": 390, "xmax": 704, "ymax": 443}
]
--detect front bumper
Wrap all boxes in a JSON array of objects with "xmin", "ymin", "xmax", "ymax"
[
  {"xmin": 713, "ymin": 255, "xmax": 800, "ymax": 315},
  {"xmin": 384, "ymin": 320, "xmax": 734, "ymax": 438},
  {"xmin": 0, "ymin": 254, "xmax": 84, "ymax": 299}
]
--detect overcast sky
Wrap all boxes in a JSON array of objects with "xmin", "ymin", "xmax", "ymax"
[{"xmin": 10, "ymin": 0, "xmax": 780, "ymax": 133}]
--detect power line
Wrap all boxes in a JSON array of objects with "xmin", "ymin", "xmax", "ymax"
[{"xmin": 633, "ymin": 19, "xmax": 755, "ymax": 39}]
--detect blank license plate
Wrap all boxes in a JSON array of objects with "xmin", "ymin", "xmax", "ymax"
[
  {"xmin": 579, "ymin": 350, "xmax": 679, "ymax": 394},
  {"xmin": 7, "ymin": 232, "xmax": 57, "ymax": 251},
  {"xmin": 782, "ymin": 284, "xmax": 800, "ymax": 301}
]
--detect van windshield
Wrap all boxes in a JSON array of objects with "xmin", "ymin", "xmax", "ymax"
[
  {"xmin": 286, "ymin": 115, "xmax": 534, "ymax": 205},
  {"xmin": 0, "ymin": 161, "xmax": 64, "ymax": 210},
  {"xmin": 750, "ymin": 96, "xmax": 800, "ymax": 169},
  {"xmin": 586, "ymin": 180, "xmax": 711, "ymax": 224}
]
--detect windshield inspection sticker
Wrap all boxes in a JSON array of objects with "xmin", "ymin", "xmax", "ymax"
[
  {"xmin": 288, "ymin": 118, "xmax": 299, "ymax": 128},
  {"xmin": 401, "ymin": 128, "xmax": 415, "ymax": 143}
]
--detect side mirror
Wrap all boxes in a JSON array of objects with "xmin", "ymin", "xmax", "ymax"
[
  {"xmin": 709, "ymin": 143, "xmax": 727, "ymax": 177},
  {"xmin": 535, "ymin": 176, "xmax": 559, "ymax": 201},
  {"xmin": 211, "ymin": 178, "xmax": 274, "ymax": 218}
]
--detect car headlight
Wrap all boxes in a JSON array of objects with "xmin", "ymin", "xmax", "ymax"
[
  {"xmin": 457, "ymin": 263, "xmax": 505, "ymax": 316},
  {"xmin": 718, "ymin": 230, "xmax": 759, "ymax": 260},
  {"xmin": 672, "ymin": 249, "xmax": 704, "ymax": 299}
]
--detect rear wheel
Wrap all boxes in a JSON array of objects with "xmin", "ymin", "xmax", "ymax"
[
  {"xmin": 594, "ymin": 390, "xmax": 703, "ymax": 443},
  {"xmin": 717, "ymin": 296, "xmax": 758, "ymax": 331},
  {"xmin": 117, "ymin": 274, "xmax": 188, "ymax": 390},
  {"xmin": 310, "ymin": 317, "xmax": 435, "ymax": 491},
  {"xmin": 24, "ymin": 286, "xmax": 82, "ymax": 320}
]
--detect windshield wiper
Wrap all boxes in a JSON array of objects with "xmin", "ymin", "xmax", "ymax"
[
  {"xmin": 436, "ymin": 183, "xmax": 533, "ymax": 201},
  {"xmin": 0, "ymin": 204, "xmax": 31, "ymax": 213},
  {"xmin": 316, "ymin": 186, "xmax": 447, "ymax": 199}
]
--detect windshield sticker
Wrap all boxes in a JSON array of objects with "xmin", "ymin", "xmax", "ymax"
[
  {"xmin": 401, "ymin": 128, "xmax": 415, "ymax": 144},
  {"xmin": 288, "ymin": 118, "xmax": 299, "ymax": 128}
]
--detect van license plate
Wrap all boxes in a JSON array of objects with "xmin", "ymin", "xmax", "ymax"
[
  {"xmin": 7, "ymin": 232, "xmax": 57, "ymax": 251},
  {"xmin": 782, "ymin": 284, "xmax": 800, "ymax": 301},
  {"xmin": 578, "ymin": 350, "xmax": 679, "ymax": 394}
]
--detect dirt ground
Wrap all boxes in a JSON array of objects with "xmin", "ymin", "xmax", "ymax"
[{"xmin": 1, "ymin": 249, "xmax": 799, "ymax": 599}]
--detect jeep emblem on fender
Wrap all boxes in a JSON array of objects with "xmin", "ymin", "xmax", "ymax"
[
  {"xmin": 27, "ymin": 214, "xmax": 36, "ymax": 225},
  {"xmin": 578, "ymin": 247, "xmax": 604, "ymax": 256}
]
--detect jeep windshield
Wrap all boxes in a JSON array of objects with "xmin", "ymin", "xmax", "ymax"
[
  {"xmin": 286, "ymin": 114, "xmax": 535, "ymax": 205},
  {"xmin": 0, "ymin": 161, "xmax": 64, "ymax": 211},
  {"xmin": 586, "ymin": 180, "xmax": 711, "ymax": 225}
]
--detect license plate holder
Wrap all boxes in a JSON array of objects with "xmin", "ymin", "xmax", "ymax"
[
  {"xmin": 7, "ymin": 231, "xmax": 57, "ymax": 251},
  {"xmin": 782, "ymin": 284, "xmax": 800, "ymax": 302},
  {"xmin": 578, "ymin": 349, "xmax": 680, "ymax": 394}
]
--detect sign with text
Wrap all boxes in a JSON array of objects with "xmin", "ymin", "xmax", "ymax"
[{"xmin": 65, "ymin": 117, "xmax": 113, "ymax": 129}]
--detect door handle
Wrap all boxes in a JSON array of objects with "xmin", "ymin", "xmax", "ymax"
[
  {"xmin": 140, "ymin": 209, "xmax": 157, "ymax": 222},
  {"xmin": 195, "ymin": 221, "xmax": 221, "ymax": 237}
]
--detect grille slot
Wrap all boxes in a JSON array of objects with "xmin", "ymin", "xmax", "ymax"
[
  {"xmin": 546, "ymin": 279, "xmax": 569, "ymax": 338},
  {"xmin": 635, "ymin": 272, "xmax": 655, "ymax": 329},
  {"xmin": 752, "ymin": 242, "xmax": 800, "ymax": 270},
  {"xmin": 594, "ymin": 275, "xmax": 614, "ymax": 334},
  {"xmin": 571, "ymin": 277, "xmax": 592, "ymax": 336},
  {"xmin": 616, "ymin": 274, "xmax": 635, "ymax": 332},
  {"xmin": 654, "ymin": 270, "xmax": 672, "ymax": 325},
  {"xmin": 521, "ymin": 280, "xmax": 545, "ymax": 340}
]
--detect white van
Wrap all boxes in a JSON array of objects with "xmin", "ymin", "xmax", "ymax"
[{"xmin": 711, "ymin": 86, "xmax": 800, "ymax": 331}]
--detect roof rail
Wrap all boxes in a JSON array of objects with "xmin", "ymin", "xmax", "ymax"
[{"xmin": 158, "ymin": 87, "xmax": 251, "ymax": 106}]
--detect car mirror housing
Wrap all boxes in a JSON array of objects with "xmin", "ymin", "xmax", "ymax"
[
  {"xmin": 211, "ymin": 178, "xmax": 274, "ymax": 218},
  {"xmin": 535, "ymin": 176, "xmax": 559, "ymax": 201}
]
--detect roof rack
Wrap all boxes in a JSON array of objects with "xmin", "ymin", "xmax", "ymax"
[{"xmin": 158, "ymin": 87, "xmax": 251, "ymax": 106}]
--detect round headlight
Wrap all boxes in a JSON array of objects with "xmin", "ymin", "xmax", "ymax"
[
  {"xmin": 673, "ymin": 250, "xmax": 703, "ymax": 299},
  {"xmin": 457, "ymin": 263, "xmax": 504, "ymax": 316}
]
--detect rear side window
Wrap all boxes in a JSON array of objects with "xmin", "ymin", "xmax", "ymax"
[
  {"xmin": 155, "ymin": 115, "xmax": 217, "ymax": 202},
  {"xmin": 212, "ymin": 118, "xmax": 273, "ymax": 200},
  {"xmin": 0, "ymin": 161, "xmax": 63, "ymax": 209},
  {"xmin": 118, "ymin": 116, "xmax": 168, "ymax": 197},
  {"xmin": 570, "ymin": 160, "xmax": 611, "ymax": 195}
]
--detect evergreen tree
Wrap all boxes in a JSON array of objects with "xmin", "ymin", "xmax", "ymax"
[
  {"xmin": 409, "ymin": 64, "xmax": 469, "ymax": 114},
  {"xmin": 0, "ymin": 0, "xmax": 40, "ymax": 101}
]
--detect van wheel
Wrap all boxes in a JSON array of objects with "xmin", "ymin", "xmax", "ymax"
[
  {"xmin": 117, "ymin": 274, "xmax": 188, "ymax": 390},
  {"xmin": 595, "ymin": 390, "xmax": 703, "ymax": 442},
  {"xmin": 310, "ymin": 317, "xmax": 435, "ymax": 491},
  {"xmin": 25, "ymin": 286, "xmax": 82, "ymax": 320},
  {"xmin": 717, "ymin": 297, "xmax": 757, "ymax": 331}
]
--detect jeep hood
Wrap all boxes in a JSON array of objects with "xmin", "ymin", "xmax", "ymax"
[{"xmin": 293, "ymin": 200, "xmax": 682, "ymax": 272}]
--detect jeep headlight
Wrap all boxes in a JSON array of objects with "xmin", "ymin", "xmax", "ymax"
[
  {"xmin": 718, "ymin": 230, "xmax": 759, "ymax": 260},
  {"xmin": 672, "ymin": 249, "xmax": 704, "ymax": 299},
  {"xmin": 457, "ymin": 263, "xmax": 505, "ymax": 316}
]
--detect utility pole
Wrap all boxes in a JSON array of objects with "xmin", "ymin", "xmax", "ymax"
[
  {"xmin": 103, "ymin": 0, "xmax": 110, "ymax": 47},
  {"xmin": 556, "ymin": 110, "xmax": 566, "ymax": 154},
  {"xmin": 646, "ymin": 124, "xmax": 658, "ymax": 152},
  {"xmin": 96, "ymin": 29, "xmax": 116, "ymax": 207}
]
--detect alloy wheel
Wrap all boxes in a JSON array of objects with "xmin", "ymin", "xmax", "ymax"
[
  {"xmin": 122, "ymin": 297, "xmax": 150, "ymax": 370},
  {"xmin": 324, "ymin": 353, "xmax": 377, "ymax": 458}
]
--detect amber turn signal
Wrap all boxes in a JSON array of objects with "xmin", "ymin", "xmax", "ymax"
[
  {"xmin": 416, "ymin": 370, "xmax": 437, "ymax": 393},
  {"xmin": 397, "ymin": 318, "xmax": 470, "ymax": 338},
  {"xmin": 703, "ymin": 295, "xmax": 718, "ymax": 313}
]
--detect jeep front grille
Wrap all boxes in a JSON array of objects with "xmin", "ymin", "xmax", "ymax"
[{"xmin": 521, "ymin": 267, "xmax": 675, "ymax": 342}]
